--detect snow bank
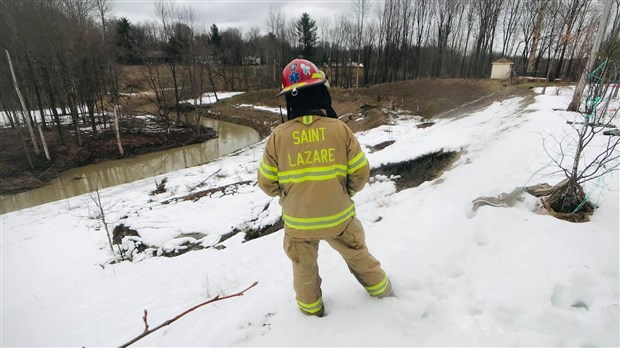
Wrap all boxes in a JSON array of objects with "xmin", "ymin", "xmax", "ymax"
[{"xmin": 1, "ymin": 87, "xmax": 618, "ymax": 347}]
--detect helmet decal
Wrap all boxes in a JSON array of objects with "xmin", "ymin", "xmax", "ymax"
[
  {"xmin": 289, "ymin": 71, "xmax": 300, "ymax": 84},
  {"xmin": 301, "ymin": 63, "xmax": 311, "ymax": 75},
  {"xmin": 279, "ymin": 59, "xmax": 328, "ymax": 95}
]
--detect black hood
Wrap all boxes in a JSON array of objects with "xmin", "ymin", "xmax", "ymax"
[{"xmin": 285, "ymin": 84, "xmax": 337, "ymax": 120}]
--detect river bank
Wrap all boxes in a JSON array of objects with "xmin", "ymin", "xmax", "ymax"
[{"xmin": 0, "ymin": 125, "xmax": 216, "ymax": 195}]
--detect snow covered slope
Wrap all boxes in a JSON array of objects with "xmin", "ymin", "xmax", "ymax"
[{"xmin": 1, "ymin": 87, "xmax": 618, "ymax": 347}]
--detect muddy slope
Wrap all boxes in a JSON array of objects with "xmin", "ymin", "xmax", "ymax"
[{"xmin": 207, "ymin": 79, "xmax": 528, "ymax": 138}]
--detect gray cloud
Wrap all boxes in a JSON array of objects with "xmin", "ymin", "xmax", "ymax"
[{"xmin": 111, "ymin": 0, "xmax": 355, "ymax": 34}]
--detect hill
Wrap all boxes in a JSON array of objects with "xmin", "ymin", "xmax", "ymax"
[{"xmin": 205, "ymin": 79, "xmax": 525, "ymax": 137}]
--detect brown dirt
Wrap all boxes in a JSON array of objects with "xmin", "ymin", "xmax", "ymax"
[
  {"xmin": 206, "ymin": 79, "xmax": 529, "ymax": 138},
  {"xmin": 370, "ymin": 150, "xmax": 462, "ymax": 192},
  {"xmin": 112, "ymin": 224, "xmax": 140, "ymax": 245}
]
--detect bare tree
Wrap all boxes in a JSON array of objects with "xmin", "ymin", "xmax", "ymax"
[
  {"xmin": 144, "ymin": 62, "xmax": 176, "ymax": 127},
  {"xmin": 412, "ymin": 0, "xmax": 431, "ymax": 79},
  {"xmin": 352, "ymin": 0, "xmax": 369, "ymax": 87},
  {"xmin": 544, "ymin": 60, "xmax": 619, "ymax": 216},
  {"xmin": 568, "ymin": 0, "xmax": 613, "ymax": 111},
  {"xmin": 88, "ymin": 185, "xmax": 125, "ymax": 258},
  {"xmin": 154, "ymin": 1, "xmax": 183, "ymax": 122},
  {"xmin": 432, "ymin": 0, "xmax": 461, "ymax": 77},
  {"xmin": 500, "ymin": 0, "xmax": 523, "ymax": 58}
]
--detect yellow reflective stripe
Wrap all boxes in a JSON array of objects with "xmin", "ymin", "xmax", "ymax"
[
  {"xmin": 259, "ymin": 161, "xmax": 278, "ymax": 181},
  {"xmin": 297, "ymin": 298, "xmax": 323, "ymax": 314},
  {"xmin": 261, "ymin": 161, "xmax": 278, "ymax": 173},
  {"xmin": 365, "ymin": 276, "xmax": 390, "ymax": 296},
  {"xmin": 348, "ymin": 152, "xmax": 365, "ymax": 166},
  {"xmin": 301, "ymin": 115, "xmax": 314, "ymax": 125},
  {"xmin": 279, "ymin": 164, "xmax": 347, "ymax": 183},
  {"xmin": 347, "ymin": 151, "xmax": 368, "ymax": 174},
  {"xmin": 283, "ymin": 203, "xmax": 356, "ymax": 230},
  {"xmin": 280, "ymin": 164, "xmax": 347, "ymax": 177}
]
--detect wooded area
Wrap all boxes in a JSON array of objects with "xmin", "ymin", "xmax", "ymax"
[{"xmin": 0, "ymin": 0, "xmax": 618, "ymax": 174}]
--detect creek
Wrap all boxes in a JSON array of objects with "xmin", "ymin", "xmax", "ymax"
[{"xmin": 0, "ymin": 118, "xmax": 259, "ymax": 214}]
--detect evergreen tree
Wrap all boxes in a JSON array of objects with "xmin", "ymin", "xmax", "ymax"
[
  {"xmin": 114, "ymin": 17, "xmax": 136, "ymax": 64},
  {"xmin": 209, "ymin": 24, "xmax": 221, "ymax": 49},
  {"xmin": 295, "ymin": 12, "xmax": 317, "ymax": 61}
]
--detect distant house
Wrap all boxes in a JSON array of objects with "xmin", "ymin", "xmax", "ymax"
[
  {"xmin": 242, "ymin": 56, "xmax": 261, "ymax": 65},
  {"xmin": 144, "ymin": 50, "xmax": 166, "ymax": 64},
  {"xmin": 327, "ymin": 58, "xmax": 362, "ymax": 68},
  {"xmin": 196, "ymin": 54, "xmax": 220, "ymax": 65},
  {"xmin": 490, "ymin": 58, "xmax": 513, "ymax": 80}
]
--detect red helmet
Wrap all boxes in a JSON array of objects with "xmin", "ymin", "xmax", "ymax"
[{"xmin": 279, "ymin": 59, "xmax": 329, "ymax": 96}]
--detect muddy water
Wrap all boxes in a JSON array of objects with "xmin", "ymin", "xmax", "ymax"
[{"xmin": 0, "ymin": 119, "xmax": 259, "ymax": 214}]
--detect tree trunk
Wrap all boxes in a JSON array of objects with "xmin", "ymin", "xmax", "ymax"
[
  {"xmin": 87, "ymin": 99, "xmax": 97, "ymax": 135},
  {"xmin": 527, "ymin": 1, "xmax": 547, "ymax": 74},
  {"xmin": 9, "ymin": 103, "xmax": 34, "ymax": 169},
  {"xmin": 25, "ymin": 53, "xmax": 48, "ymax": 130},
  {"xmin": 206, "ymin": 63, "xmax": 219, "ymax": 101},
  {"xmin": 568, "ymin": 0, "xmax": 612, "ymax": 111},
  {"xmin": 6, "ymin": 49, "xmax": 41, "ymax": 156},
  {"xmin": 37, "ymin": 124, "xmax": 51, "ymax": 160},
  {"xmin": 169, "ymin": 62, "xmax": 181, "ymax": 123},
  {"xmin": 68, "ymin": 95, "xmax": 82, "ymax": 146},
  {"xmin": 114, "ymin": 105, "xmax": 124, "ymax": 156},
  {"xmin": 546, "ymin": 178, "xmax": 592, "ymax": 214},
  {"xmin": 41, "ymin": 65, "xmax": 64, "ymax": 142},
  {"xmin": 0, "ymin": 91, "xmax": 16, "ymax": 129}
]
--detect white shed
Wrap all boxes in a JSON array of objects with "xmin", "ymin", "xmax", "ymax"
[{"xmin": 490, "ymin": 58, "xmax": 513, "ymax": 80}]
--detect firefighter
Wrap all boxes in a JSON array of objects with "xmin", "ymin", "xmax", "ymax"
[{"xmin": 257, "ymin": 59, "xmax": 392, "ymax": 317}]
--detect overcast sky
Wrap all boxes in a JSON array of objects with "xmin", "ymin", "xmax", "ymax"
[{"xmin": 111, "ymin": 0, "xmax": 361, "ymax": 34}]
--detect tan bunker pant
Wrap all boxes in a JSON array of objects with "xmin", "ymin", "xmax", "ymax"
[{"xmin": 283, "ymin": 217, "xmax": 391, "ymax": 315}]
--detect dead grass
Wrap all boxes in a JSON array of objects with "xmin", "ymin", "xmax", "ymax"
[{"xmin": 207, "ymin": 79, "xmax": 529, "ymax": 138}]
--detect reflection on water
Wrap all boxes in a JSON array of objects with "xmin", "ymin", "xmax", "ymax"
[{"xmin": 0, "ymin": 118, "xmax": 259, "ymax": 214}]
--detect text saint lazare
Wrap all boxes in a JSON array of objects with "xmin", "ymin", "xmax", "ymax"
[
  {"xmin": 292, "ymin": 127, "xmax": 327, "ymax": 145},
  {"xmin": 287, "ymin": 148, "xmax": 335, "ymax": 167},
  {"xmin": 288, "ymin": 127, "xmax": 334, "ymax": 167}
]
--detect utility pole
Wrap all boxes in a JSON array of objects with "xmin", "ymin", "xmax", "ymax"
[{"xmin": 567, "ymin": 0, "xmax": 613, "ymax": 112}]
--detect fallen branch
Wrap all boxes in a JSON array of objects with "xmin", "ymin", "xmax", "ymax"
[
  {"xmin": 188, "ymin": 168, "xmax": 222, "ymax": 191},
  {"xmin": 566, "ymin": 121, "xmax": 617, "ymax": 128},
  {"xmin": 162, "ymin": 180, "xmax": 254, "ymax": 204},
  {"xmin": 118, "ymin": 281, "xmax": 258, "ymax": 348}
]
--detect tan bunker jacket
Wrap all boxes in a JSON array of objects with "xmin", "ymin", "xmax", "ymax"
[{"xmin": 258, "ymin": 115, "xmax": 370, "ymax": 239}]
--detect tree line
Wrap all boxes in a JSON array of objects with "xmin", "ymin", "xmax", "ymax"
[{"xmin": 1, "ymin": 0, "xmax": 619, "ymax": 156}]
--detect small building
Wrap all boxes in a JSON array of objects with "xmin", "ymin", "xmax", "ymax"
[
  {"xmin": 242, "ymin": 56, "xmax": 261, "ymax": 65},
  {"xmin": 490, "ymin": 58, "xmax": 513, "ymax": 80},
  {"xmin": 144, "ymin": 50, "xmax": 166, "ymax": 64}
]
